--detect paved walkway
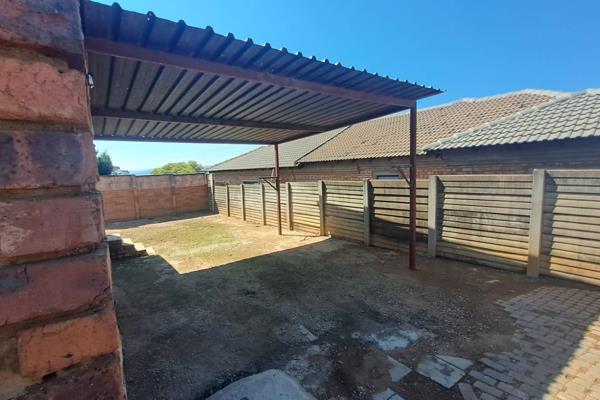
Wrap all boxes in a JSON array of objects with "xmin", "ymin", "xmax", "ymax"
[{"xmin": 460, "ymin": 287, "xmax": 600, "ymax": 400}]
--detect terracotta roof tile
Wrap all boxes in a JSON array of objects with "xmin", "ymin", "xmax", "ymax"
[{"xmin": 300, "ymin": 90, "xmax": 561, "ymax": 162}]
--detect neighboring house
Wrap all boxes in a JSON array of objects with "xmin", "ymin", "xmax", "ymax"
[
  {"xmin": 424, "ymin": 89, "xmax": 600, "ymax": 158},
  {"xmin": 210, "ymin": 90, "xmax": 600, "ymax": 183}
]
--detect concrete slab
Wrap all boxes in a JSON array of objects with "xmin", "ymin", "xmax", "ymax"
[
  {"xmin": 372, "ymin": 388, "xmax": 406, "ymax": 400},
  {"xmin": 435, "ymin": 355, "xmax": 473, "ymax": 371},
  {"xmin": 416, "ymin": 355, "xmax": 466, "ymax": 389},
  {"xmin": 387, "ymin": 356, "xmax": 411, "ymax": 382},
  {"xmin": 207, "ymin": 369, "xmax": 316, "ymax": 400}
]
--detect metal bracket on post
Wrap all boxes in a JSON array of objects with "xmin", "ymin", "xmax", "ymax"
[{"xmin": 527, "ymin": 169, "xmax": 546, "ymax": 278}]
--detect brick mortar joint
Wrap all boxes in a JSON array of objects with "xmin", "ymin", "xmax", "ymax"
[{"xmin": 0, "ymin": 294, "xmax": 116, "ymax": 339}]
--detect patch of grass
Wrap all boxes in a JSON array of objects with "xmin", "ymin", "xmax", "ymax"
[{"xmin": 110, "ymin": 218, "xmax": 240, "ymax": 268}]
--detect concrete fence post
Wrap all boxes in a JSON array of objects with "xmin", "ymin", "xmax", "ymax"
[
  {"xmin": 318, "ymin": 180, "xmax": 326, "ymax": 236},
  {"xmin": 241, "ymin": 184, "xmax": 246, "ymax": 221},
  {"xmin": 527, "ymin": 169, "xmax": 547, "ymax": 278},
  {"xmin": 260, "ymin": 183, "xmax": 267, "ymax": 225},
  {"xmin": 208, "ymin": 173, "xmax": 216, "ymax": 212},
  {"xmin": 226, "ymin": 184, "xmax": 231, "ymax": 216},
  {"xmin": 427, "ymin": 175, "xmax": 440, "ymax": 257},
  {"xmin": 169, "ymin": 174, "xmax": 177, "ymax": 214},
  {"xmin": 132, "ymin": 175, "xmax": 141, "ymax": 220},
  {"xmin": 286, "ymin": 182, "xmax": 293, "ymax": 230},
  {"xmin": 363, "ymin": 179, "xmax": 371, "ymax": 246}
]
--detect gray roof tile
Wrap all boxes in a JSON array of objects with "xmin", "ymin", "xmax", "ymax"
[{"xmin": 425, "ymin": 90, "xmax": 600, "ymax": 151}]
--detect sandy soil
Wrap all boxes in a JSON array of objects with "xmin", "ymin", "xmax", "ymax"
[{"xmin": 109, "ymin": 213, "xmax": 590, "ymax": 400}]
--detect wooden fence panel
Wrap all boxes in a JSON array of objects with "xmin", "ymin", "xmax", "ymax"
[
  {"xmin": 369, "ymin": 179, "xmax": 428, "ymax": 253},
  {"xmin": 244, "ymin": 184, "xmax": 263, "ymax": 224},
  {"xmin": 324, "ymin": 181, "xmax": 365, "ymax": 242},
  {"xmin": 264, "ymin": 183, "xmax": 288, "ymax": 227},
  {"xmin": 214, "ymin": 185, "xmax": 227, "ymax": 214},
  {"xmin": 289, "ymin": 182, "xmax": 320, "ymax": 234},
  {"xmin": 541, "ymin": 170, "xmax": 600, "ymax": 285},
  {"xmin": 437, "ymin": 174, "xmax": 532, "ymax": 271}
]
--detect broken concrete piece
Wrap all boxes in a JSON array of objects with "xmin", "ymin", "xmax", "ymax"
[
  {"xmin": 372, "ymin": 388, "xmax": 406, "ymax": 400},
  {"xmin": 298, "ymin": 325, "xmax": 318, "ymax": 342},
  {"xmin": 369, "ymin": 329, "xmax": 420, "ymax": 350},
  {"xmin": 387, "ymin": 356, "xmax": 411, "ymax": 382},
  {"xmin": 435, "ymin": 355, "xmax": 473, "ymax": 371},
  {"xmin": 416, "ymin": 355, "xmax": 466, "ymax": 389},
  {"xmin": 207, "ymin": 369, "xmax": 316, "ymax": 400}
]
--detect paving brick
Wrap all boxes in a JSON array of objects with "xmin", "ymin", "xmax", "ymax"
[
  {"xmin": 0, "ymin": 49, "xmax": 89, "ymax": 126},
  {"xmin": 0, "ymin": 247, "xmax": 110, "ymax": 327},
  {"xmin": 470, "ymin": 370, "xmax": 498, "ymax": 386},
  {"xmin": 480, "ymin": 357, "xmax": 507, "ymax": 372},
  {"xmin": 17, "ymin": 306, "xmax": 121, "ymax": 380},
  {"xmin": 483, "ymin": 368, "xmax": 515, "ymax": 384},
  {"xmin": 498, "ymin": 382, "xmax": 528, "ymax": 399},
  {"xmin": 458, "ymin": 383, "xmax": 478, "ymax": 400},
  {"xmin": 0, "ymin": 129, "xmax": 96, "ymax": 189},
  {"xmin": 474, "ymin": 381, "xmax": 505, "ymax": 398},
  {"xmin": 0, "ymin": 0, "xmax": 84, "ymax": 64},
  {"xmin": 0, "ymin": 193, "xmax": 104, "ymax": 260}
]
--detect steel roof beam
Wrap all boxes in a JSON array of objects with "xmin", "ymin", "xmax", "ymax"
[
  {"xmin": 85, "ymin": 37, "xmax": 416, "ymax": 109},
  {"xmin": 92, "ymin": 108, "xmax": 324, "ymax": 132},
  {"xmin": 91, "ymin": 134, "xmax": 280, "ymax": 145}
]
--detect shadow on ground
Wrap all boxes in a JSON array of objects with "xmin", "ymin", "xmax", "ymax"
[{"xmin": 111, "ymin": 219, "xmax": 600, "ymax": 400}]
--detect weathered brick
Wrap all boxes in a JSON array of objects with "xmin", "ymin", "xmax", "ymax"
[
  {"xmin": 0, "ymin": 129, "xmax": 96, "ymax": 189},
  {"xmin": 0, "ymin": 49, "xmax": 89, "ymax": 127},
  {"xmin": 17, "ymin": 306, "xmax": 121, "ymax": 380},
  {"xmin": 16, "ymin": 356, "xmax": 126, "ymax": 400},
  {"xmin": 0, "ymin": 0, "xmax": 84, "ymax": 64},
  {"xmin": 0, "ymin": 337, "xmax": 30, "ymax": 399},
  {"xmin": 0, "ymin": 247, "xmax": 111, "ymax": 327},
  {"xmin": 0, "ymin": 193, "xmax": 104, "ymax": 260}
]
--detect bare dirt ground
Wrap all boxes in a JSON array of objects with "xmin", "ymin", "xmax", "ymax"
[{"xmin": 108, "ymin": 213, "xmax": 598, "ymax": 400}]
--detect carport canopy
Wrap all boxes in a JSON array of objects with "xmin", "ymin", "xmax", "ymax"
[{"xmin": 82, "ymin": 0, "xmax": 442, "ymax": 268}]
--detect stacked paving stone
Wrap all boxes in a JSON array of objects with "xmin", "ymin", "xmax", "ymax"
[
  {"xmin": 0, "ymin": 1, "xmax": 126, "ymax": 398},
  {"xmin": 107, "ymin": 234, "xmax": 154, "ymax": 259},
  {"xmin": 460, "ymin": 287, "xmax": 600, "ymax": 400}
]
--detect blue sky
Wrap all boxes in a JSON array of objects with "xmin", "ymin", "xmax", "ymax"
[{"xmin": 94, "ymin": 0, "xmax": 600, "ymax": 172}]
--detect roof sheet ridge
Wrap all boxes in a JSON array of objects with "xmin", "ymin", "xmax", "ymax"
[{"xmin": 422, "ymin": 91, "xmax": 575, "ymax": 151}]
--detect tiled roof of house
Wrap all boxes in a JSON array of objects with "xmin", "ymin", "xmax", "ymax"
[
  {"xmin": 424, "ymin": 90, "xmax": 600, "ymax": 151},
  {"xmin": 299, "ymin": 90, "xmax": 562, "ymax": 163},
  {"xmin": 209, "ymin": 127, "xmax": 345, "ymax": 171}
]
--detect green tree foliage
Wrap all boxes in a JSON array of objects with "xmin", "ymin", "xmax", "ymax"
[
  {"xmin": 97, "ymin": 150, "xmax": 114, "ymax": 176},
  {"xmin": 152, "ymin": 161, "xmax": 205, "ymax": 175}
]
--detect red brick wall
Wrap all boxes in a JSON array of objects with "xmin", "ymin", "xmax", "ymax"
[
  {"xmin": 0, "ymin": 1, "xmax": 125, "ymax": 399},
  {"xmin": 211, "ymin": 138, "xmax": 600, "ymax": 183},
  {"xmin": 97, "ymin": 174, "xmax": 209, "ymax": 222}
]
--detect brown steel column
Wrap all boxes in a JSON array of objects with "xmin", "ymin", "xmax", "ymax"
[
  {"xmin": 274, "ymin": 144, "xmax": 282, "ymax": 235},
  {"xmin": 409, "ymin": 105, "xmax": 417, "ymax": 270}
]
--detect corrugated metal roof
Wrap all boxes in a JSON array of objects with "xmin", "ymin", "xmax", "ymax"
[
  {"xmin": 82, "ymin": 0, "xmax": 441, "ymax": 145},
  {"xmin": 299, "ymin": 90, "xmax": 562, "ymax": 162},
  {"xmin": 210, "ymin": 127, "xmax": 345, "ymax": 171},
  {"xmin": 424, "ymin": 90, "xmax": 600, "ymax": 151}
]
